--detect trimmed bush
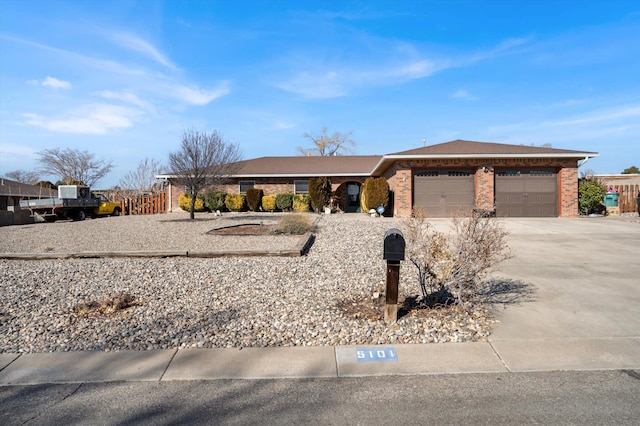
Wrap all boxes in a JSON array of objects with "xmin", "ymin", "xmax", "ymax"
[
  {"xmin": 293, "ymin": 194, "xmax": 311, "ymax": 212},
  {"xmin": 179, "ymin": 193, "xmax": 206, "ymax": 212},
  {"xmin": 204, "ymin": 190, "xmax": 227, "ymax": 211},
  {"xmin": 578, "ymin": 178, "xmax": 607, "ymax": 215},
  {"xmin": 246, "ymin": 188, "xmax": 264, "ymax": 211},
  {"xmin": 224, "ymin": 194, "xmax": 246, "ymax": 212},
  {"xmin": 360, "ymin": 177, "xmax": 389, "ymax": 212},
  {"xmin": 262, "ymin": 195, "xmax": 277, "ymax": 212},
  {"xmin": 277, "ymin": 214, "xmax": 313, "ymax": 235},
  {"xmin": 275, "ymin": 192, "xmax": 294, "ymax": 211},
  {"xmin": 309, "ymin": 177, "xmax": 332, "ymax": 213}
]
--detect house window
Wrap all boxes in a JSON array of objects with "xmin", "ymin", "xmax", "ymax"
[
  {"xmin": 294, "ymin": 180, "xmax": 309, "ymax": 194},
  {"xmin": 239, "ymin": 181, "xmax": 254, "ymax": 194}
]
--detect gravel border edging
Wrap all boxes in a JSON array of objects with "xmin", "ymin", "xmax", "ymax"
[{"xmin": 0, "ymin": 232, "xmax": 315, "ymax": 260}]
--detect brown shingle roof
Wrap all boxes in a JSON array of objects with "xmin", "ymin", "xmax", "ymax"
[
  {"xmin": 388, "ymin": 139, "xmax": 597, "ymax": 156},
  {"xmin": 231, "ymin": 155, "xmax": 382, "ymax": 177}
]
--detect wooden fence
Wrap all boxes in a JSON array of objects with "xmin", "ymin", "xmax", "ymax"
[
  {"xmin": 112, "ymin": 190, "xmax": 167, "ymax": 215},
  {"xmin": 611, "ymin": 184, "xmax": 640, "ymax": 214}
]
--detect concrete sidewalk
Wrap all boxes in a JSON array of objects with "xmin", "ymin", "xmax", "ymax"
[{"xmin": 1, "ymin": 338, "xmax": 638, "ymax": 385}]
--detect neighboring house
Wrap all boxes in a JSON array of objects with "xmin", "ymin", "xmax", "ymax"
[
  {"xmin": 158, "ymin": 139, "xmax": 598, "ymax": 218},
  {"xmin": 0, "ymin": 178, "xmax": 57, "ymax": 226}
]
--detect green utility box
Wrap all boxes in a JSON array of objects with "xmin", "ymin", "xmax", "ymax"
[{"xmin": 603, "ymin": 192, "xmax": 619, "ymax": 207}]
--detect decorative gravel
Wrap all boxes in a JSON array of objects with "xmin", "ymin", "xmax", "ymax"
[{"xmin": 0, "ymin": 213, "xmax": 495, "ymax": 353}]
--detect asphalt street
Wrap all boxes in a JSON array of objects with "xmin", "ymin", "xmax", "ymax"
[{"xmin": 2, "ymin": 370, "xmax": 639, "ymax": 425}]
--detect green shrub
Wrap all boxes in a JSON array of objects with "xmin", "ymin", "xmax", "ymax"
[
  {"xmin": 309, "ymin": 177, "xmax": 332, "ymax": 212},
  {"xmin": 204, "ymin": 190, "xmax": 227, "ymax": 211},
  {"xmin": 293, "ymin": 194, "xmax": 311, "ymax": 212},
  {"xmin": 578, "ymin": 178, "xmax": 607, "ymax": 215},
  {"xmin": 224, "ymin": 194, "xmax": 246, "ymax": 212},
  {"xmin": 275, "ymin": 192, "xmax": 294, "ymax": 211},
  {"xmin": 360, "ymin": 177, "xmax": 389, "ymax": 212},
  {"xmin": 277, "ymin": 214, "xmax": 313, "ymax": 235},
  {"xmin": 246, "ymin": 188, "xmax": 264, "ymax": 211},
  {"xmin": 262, "ymin": 195, "xmax": 277, "ymax": 212},
  {"xmin": 179, "ymin": 193, "xmax": 206, "ymax": 212}
]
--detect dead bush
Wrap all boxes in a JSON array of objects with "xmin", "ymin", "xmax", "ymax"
[
  {"xmin": 276, "ymin": 214, "xmax": 313, "ymax": 235},
  {"xmin": 74, "ymin": 292, "xmax": 138, "ymax": 316},
  {"xmin": 404, "ymin": 208, "xmax": 511, "ymax": 307}
]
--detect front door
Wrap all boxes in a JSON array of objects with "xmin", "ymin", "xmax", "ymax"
[{"xmin": 346, "ymin": 183, "xmax": 361, "ymax": 213}]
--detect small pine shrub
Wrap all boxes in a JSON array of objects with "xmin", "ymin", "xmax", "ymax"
[
  {"xmin": 262, "ymin": 195, "xmax": 277, "ymax": 212},
  {"xmin": 277, "ymin": 214, "xmax": 313, "ymax": 235},
  {"xmin": 245, "ymin": 188, "xmax": 264, "ymax": 211},
  {"xmin": 293, "ymin": 194, "xmax": 311, "ymax": 212},
  {"xmin": 204, "ymin": 190, "xmax": 227, "ymax": 211},
  {"xmin": 309, "ymin": 177, "xmax": 332, "ymax": 212},
  {"xmin": 361, "ymin": 177, "xmax": 389, "ymax": 212},
  {"xmin": 225, "ymin": 194, "xmax": 246, "ymax": 212},
  {"xmin": 179, "ymin": 193, "xmax": 207, "ymax": 212},
  {"xmin": 275, "ymin": 192, "xmax": 294, "ymax": 211}
]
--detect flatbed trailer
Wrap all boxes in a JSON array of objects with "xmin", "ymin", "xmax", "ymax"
[{"xmin": 20, "ymin": 185, "xmax": 102, "ymax": 222}]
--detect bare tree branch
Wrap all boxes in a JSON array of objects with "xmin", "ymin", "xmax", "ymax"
[
  {"xmin": 37, "ymin": 148, "xmax": 113, "ymax": 187},
  {"xmin": 118, "ymin": 158, "xmax": 164, "ymax": 194},
  {"xmin": 168, "ymin": 129, "xmax": 242, "ymax": 219},
  {"xmin": 297, "ymin": 126, "xmax": 356, "ymax": 156},
  {"xmin": 4, "ymin": 170, "xmax": 41, "ymax": 184}
]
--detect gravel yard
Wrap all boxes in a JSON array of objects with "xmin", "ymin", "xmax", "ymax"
[{"xmin": 0, "ymin": 212, "xmax": 494, "ymax": 353}]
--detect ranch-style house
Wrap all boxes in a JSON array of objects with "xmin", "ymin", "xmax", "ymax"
[{"xmin": 159, "ymin": 139, "xmax": 598, "ymax": 218}]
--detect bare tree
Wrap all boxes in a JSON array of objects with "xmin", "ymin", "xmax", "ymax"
[
  {"xmin": 404, "ymin": 209, "xmax": 511, "ymax": 307},
  {"xmin": 119, "ymin": 157, "xmax": 164, "ymax": 193},
  {"xmin": 5, "ymin": 170, "xmax": 40, "ymax": 184},
  {"xmin": 168, "ymin": 129, "xmax": 242, "ymax": 219},
  {"xmin": 297, "ymin": 127, "xmax": 356, "ymax": 156},
  {"xmin": 38, "ymin": 148, "xmax": 113, "ymax": 187}
]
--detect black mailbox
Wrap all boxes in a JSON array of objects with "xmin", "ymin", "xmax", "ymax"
[{"xmin": 383, "ymin": 228, "xmax": 405, "ymax": 261}]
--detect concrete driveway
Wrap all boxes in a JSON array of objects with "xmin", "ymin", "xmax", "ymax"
[{"xmin": 487, "ymin": 216, "xmax": 640, "ymax": 370}]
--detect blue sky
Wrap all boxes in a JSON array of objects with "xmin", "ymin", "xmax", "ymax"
[{"xmin": 1, "ymin": 0, "xmax": 639, "ymax": 188}]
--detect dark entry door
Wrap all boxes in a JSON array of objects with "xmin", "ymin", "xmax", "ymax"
[
  {"xmin": 495, "ymin": 169, "xmax": 558, "ymax": 217},
  {"xmin": 346, "ymin": 183, "xmax": 361, "ymax": 213},
  {"xmin": 413, "ymin": 170, "xmax": 475, "ymax": 217}
]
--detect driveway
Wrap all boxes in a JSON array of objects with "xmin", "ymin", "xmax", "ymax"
[{"xmin": 486, "ymin": 216, "xmax": 640, "ymax": 370}]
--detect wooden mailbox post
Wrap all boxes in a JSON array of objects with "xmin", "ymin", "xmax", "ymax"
[{"xmin": 383, "ymin": 229, "xmax": 405, "ymax": 323}]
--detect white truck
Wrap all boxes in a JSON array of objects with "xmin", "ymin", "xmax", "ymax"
[{"xmin": 19, "ymin": 185, "xmax": 120, "ymax": 222}]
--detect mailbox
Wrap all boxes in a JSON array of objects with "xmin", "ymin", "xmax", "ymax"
[{"xmin": 383, "ymin": 228, "xmax": 405, "ymax": 261}]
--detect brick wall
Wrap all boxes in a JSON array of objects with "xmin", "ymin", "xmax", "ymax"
[{"xmin": 382, "ymin": 157, "xmax": 579, "ymax": 218}]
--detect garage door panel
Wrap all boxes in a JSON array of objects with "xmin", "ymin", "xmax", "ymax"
[
  {"xmin": 496, "ymin": 169, "xmax": 557, "ymax": 217},
  {"xmin": 413, "ymin": 170, "xmax": 475, "ymax": 217}
]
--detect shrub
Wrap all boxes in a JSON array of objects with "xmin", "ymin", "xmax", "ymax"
[
  {"xmin": 578, "ymin": 178, "xmax": 607, "ymax": 215},
  {"xmin": 246, "ymin": 188, "xmax": 264, "ymax": 211},
  {"xmin": 275, "ymin": 192, "xmax": 294, "ymax": 211},
  {"xmin": 204, "ymin": 190, "xmax": 227, "ymax": 211},
  {"xmin": 224, "ymin": 194, "xmax": 246, "ymax": 212},
  {"xmin": 276, "ymin": 214, "xmax": 313, "ymax": 235},
  {"xmin": 179, "ymin": 193, "xmax": 206, "ymax": 212},
  {"xmin": 262, "ymin": 195, "xmax": 277, "ymax": 212},
  {"xmin": 360, "ymin": 177, "xmax": 389, "ymax": 212},
  {"xmin": 293, "ymin": 194, "xmax": 311, "ymax": 212},
  {"xmin": 308, "ymin": 177, "xmax": 332, "ymax": 212},
  {"xmin": 404, "ymin": 208, "xmax": 511, "ymax": 307}
]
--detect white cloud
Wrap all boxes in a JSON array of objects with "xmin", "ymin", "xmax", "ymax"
[
  {"xmin": 21, "ymin": 104, "xmax": 141, "ymax": 135},
  {"xmin": 169, "ymin": 82, "xmax": 231, "ymax": 105},
  {"xmin": 93, "ymin": 90, "xmax": 155, "ymax": 113},
  {"xmin": 107, "ymin": 32, "xmax": 177, "ymax": 70},
  {"xmin": 40, "ymin": 76, "xmax": 71, "ymax": 89},
  {"xmin": 452, "ymin": 89, "xmax": 477, "ymax": 100}
]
